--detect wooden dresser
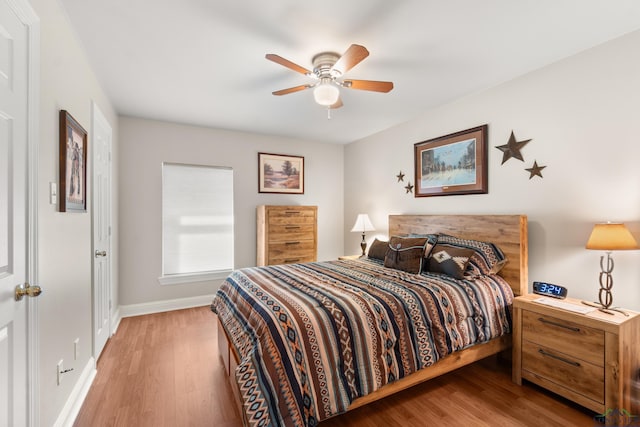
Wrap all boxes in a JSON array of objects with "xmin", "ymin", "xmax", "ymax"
[
  {"xmin": 256, "ymin": 205, "xmax": 317, "ymax": 266},
  {"xmin": 513, "ymin": 294, "xmax": 640, "ymax": 416}
]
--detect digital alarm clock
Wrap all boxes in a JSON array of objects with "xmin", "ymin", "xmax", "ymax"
[{"xmin": 533, "ymin": 281, "xmax": 568, "ymax": 299}]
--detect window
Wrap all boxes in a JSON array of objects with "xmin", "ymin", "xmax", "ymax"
[{"xmin": 159, "ymin": 163, "xmax": 233, "ymax": 285}]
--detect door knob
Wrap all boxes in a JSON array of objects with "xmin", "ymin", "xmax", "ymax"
[
  {"xmin": 95, "ymin": 250, "xmax": 107, "ymax": 257},
  {"xmin": 15, "ymin": 283, "xmax": 43, "ymax": 301}
]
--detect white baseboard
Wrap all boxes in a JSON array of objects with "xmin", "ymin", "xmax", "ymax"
[
  {"xmin": 53, "ymin": 357, "xmax": 97, "ymax": 427},
  {"xmin": 118, "ymin": 294, "xmax": 215, "ymax": 320}
]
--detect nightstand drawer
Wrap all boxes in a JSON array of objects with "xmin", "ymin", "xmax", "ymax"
[
  {"xmin": 522, "ymin": 310, "xmax": 604, "ymax": 366},
  {"xmin": 522, "ymin": 341, "xmax": 604, "ymax": 404}
]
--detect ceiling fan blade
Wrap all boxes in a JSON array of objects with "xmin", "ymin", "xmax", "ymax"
[
  {"xmin": 272, "ymin": 84, "xmax": 312, "ymax": 96},
  {"xmin": 265, "ymin": 54, "xmax": 312, "ymax": 75},
  {"xmin": 332, "ymin": 44, "xmax": 369, "ymax": 75},
  {"xmin": 344, "ymin": 79, "xmax": 394, "ymax": 93}
]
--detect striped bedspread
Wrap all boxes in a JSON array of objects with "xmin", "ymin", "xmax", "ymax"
[{"xmin": 211, "ymin": 258, "xmax": 513, "ymax": 426}]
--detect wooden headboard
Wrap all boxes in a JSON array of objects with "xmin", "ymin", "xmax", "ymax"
[{"xmin": 389, "ymin": 214, "xmax": 528, "ymax": 296}]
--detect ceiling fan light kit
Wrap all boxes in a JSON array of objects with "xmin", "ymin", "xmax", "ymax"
[
  {"xmin": 266, "ymin": 44, "xmax": 393, "ymax": 112},
  {"xmin": 313, "ymin": 80, "xmax": 340, "ymax": 106}
]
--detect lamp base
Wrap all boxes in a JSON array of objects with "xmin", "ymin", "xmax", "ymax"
[
  {"xmin": 582, "ymin": 251, "xmax": 629, "ymax": 316},
  {"xmin": 580, "ymin": 300, "xmax": 629, "ymax": 316},
  {"xmin": 360, "ymin": 232, "xmax": 367, "ymax": 257}
]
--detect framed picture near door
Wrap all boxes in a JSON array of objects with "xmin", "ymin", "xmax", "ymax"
[{"xmin": 59, "ymin": 110, "xmax": 88, "ymax": 212}]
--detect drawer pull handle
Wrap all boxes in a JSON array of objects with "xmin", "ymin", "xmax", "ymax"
[
  {"xmin": 284, "ymin": 259, "xmax": 300, "ymax": 263},
  {"xmin": 538, "ymin": 349, "xmax": 581, "ymax": 367},
  {"xmin": 285, "ymin": 226, "xmax": 301, "ymax": 229},
  {"xmin": 285, "ymin": 211, "xmax": 301, "ymax": 215},
  {"xmin": 285, "ymin": 242, "xmax": 300, "ymax": 245},
  {"xmin": 538, "ymin": 317, "xmax": 580, "ymax": 332}
]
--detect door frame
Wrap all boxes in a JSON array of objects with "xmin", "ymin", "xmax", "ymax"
[{"xmin": 13, "ymin": 0, "xmax": 41, "ymax": 425}]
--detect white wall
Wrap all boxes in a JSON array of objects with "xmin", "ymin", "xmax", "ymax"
[
  {"xmin": 30, "ymin": 0, "xmax": 119, "ymax": 424},
  {"xmin": 345, "ymin": 30, "xmax": 640, "ymax": 311},
  {"xmin": 118, "ymin": 117, "xmax": 344, "ymax": 306}
]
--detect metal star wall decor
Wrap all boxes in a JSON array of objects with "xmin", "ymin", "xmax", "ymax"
[
  {"xmin": 526, "ymin": 161, "xmax": 546, "ymax": 179},
  {"xmin": 396, "ymin": 171, "xmax": 405, "ymax": 182},
  {"xmin": 404, "ymin": 182, "xmax": 414, "ymax": 194},
  {"xmin": 495, "ymin": 131, "xmax": 531, "ymax": 164}
]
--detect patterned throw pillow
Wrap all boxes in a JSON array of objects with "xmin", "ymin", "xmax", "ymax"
[
  {"xmin": 426, "ymin": 244, "xmax": 474, "ymax": 279},
  {"xmin": 384, "ymin": 236, "xmax": 430, "ymax": 274},
  {"xmin": 367, "ymin": 238, "xmax": 389, "ymax": 260},
  {"xmin": 436, "ymin": 234, "xmax": 507, "ymax": 276}
]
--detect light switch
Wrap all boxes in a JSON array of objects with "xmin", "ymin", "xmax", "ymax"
[{"xmin": 50, "ymin": 182, "xmax": 57, "ymax": 204}]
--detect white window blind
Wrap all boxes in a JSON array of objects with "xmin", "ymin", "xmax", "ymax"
[{"xmin": 160, "ymin": 163, "xmax": 233, "ymax": 284}]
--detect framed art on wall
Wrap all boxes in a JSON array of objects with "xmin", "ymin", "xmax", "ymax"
[
  {"xmin": 59, "ymin": 110, "xmax": 88, "ymax": 212},
  {"xmin": 258, "ymin": 152, "xmax": 304, "ymax": 194},
  {"xmin": 414, "ymin": 125, "xmax": 488, "ymax": 197}
]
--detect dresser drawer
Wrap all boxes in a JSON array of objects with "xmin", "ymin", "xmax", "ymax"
[
  {"xmin": 522, "ymin": 310, "xmax": 604, "ymax": 366},
  {"xmin": 268, "ymin": 241, "xmax": 315, "ymax": 258},
  {"xmin": 268, "ymin": 208, "xmax": 316, "ymax": 220},
  {"xmin": 522, "ymin": 341, "xmax": 604, "ymax": 404},
  {"xmin": 269, "ymin": 254, "xmax": 315, "ymax": 265},
  {"xmin": 268, "ymin": 224, "xmax": 316, "ymax": 241}
]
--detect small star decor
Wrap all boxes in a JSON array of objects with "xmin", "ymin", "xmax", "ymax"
[
  {"xmin": 495, "ymin": 129, "xmax": 548, "ymax": 180},
  {"xmin": 404, "ymin": 182, "xmax": 414, "ymax": 194},
  {"xmin": 495, "ymin": 131, "xmax": 531, "ymax": 164},
  {"xmin": 395, "ymin": 170, "xmax": 412, "ymax": 194},
  {"xmin": 526, "ymin": 161, "xmax": 546, "ymax": 179}
]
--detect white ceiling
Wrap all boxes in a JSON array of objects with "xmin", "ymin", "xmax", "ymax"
[{"xmin": 59, "ymin": 0, "xmax": 640, "ymax": 144}]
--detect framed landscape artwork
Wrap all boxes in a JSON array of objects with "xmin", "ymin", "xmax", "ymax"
[
  {"xmin": 414, "ymin": 125, "xmax": 488, "ymax": 197},
  {"xmin": 59, "ymin": 110, "xmax": 88, "ymax": 212},
  {"xmin": 258, "ymin": 152, "xmax": 304, "ymax": 194}
]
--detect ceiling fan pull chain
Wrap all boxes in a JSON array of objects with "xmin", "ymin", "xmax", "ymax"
[{"xmin": 327, "ymin": 107, "xmax": 331, "ymax": 120}]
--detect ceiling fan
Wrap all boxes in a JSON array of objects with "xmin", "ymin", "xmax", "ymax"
[{"xmin": 266, "ymin": 44, "xmax": 394, "ymax": 111}]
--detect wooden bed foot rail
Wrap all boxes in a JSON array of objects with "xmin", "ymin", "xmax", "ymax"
[{"xmin": 218, "ymin": 316, "xmax": 510, "ymax": 421}]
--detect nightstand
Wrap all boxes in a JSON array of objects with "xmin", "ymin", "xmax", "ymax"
[
  {"xmin": 512, "ymin": 294, "xmax": 640, "ymax": 415},
  {"xmin": 338, "ymin": 254, "xmax": 363, "ymax": 260}
]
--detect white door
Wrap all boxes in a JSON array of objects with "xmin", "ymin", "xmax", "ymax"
[
  {"xmin": 92, "ymin": 102, "xmax": 112, "ymax": 359},
  {"xmin": 0, "ymin": 0, "xmax": 39, "ymax": 426}
]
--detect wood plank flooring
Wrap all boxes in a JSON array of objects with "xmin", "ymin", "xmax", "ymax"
[{"xmin": 74, "ymin": 306, "xmax": 597, "ymax": 427}]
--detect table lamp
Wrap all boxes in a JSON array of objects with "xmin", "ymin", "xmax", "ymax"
[
  {"xmin": 584, "ymin": 222, "xmax": 638, "ymax": 313},
  {"xmin": 351, "ymin": 214, "xmax": 375, "ymax": 257}
]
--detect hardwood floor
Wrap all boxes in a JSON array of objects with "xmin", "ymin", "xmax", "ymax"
[{"xmin": 74, "ymin": 306, "xmax": 597, "ymax": 427}]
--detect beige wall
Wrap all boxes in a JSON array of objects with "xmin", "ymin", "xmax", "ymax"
[
  {"xmin": 345, "ymin": 30, "xmax": 640, "ymax": 310},
  {"xmin": 31, "ymin": 0, "xmax": 119, "ymax": 425},
  {"xmin": 118, "ymin": 117, "xmax": 344, "ymax": 306}
]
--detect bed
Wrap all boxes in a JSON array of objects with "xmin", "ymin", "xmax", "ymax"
[{"xmin": 212, "ymin": 214, "xmax": 528, "ymax": 426}]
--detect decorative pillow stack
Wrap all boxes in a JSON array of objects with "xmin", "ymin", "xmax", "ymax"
[
  {"xmin": 435, "ymin": 234, "xmax": 508, "ymax": 277},
  {"xmin": 383, "ymin": 236, "xmax": 434, "ymax": 274},
  {"xmin": 373, "ymin": 233, "xmax": 506, "ymax": 280}
]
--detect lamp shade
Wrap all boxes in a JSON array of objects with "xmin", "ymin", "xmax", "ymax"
[
  {"xmin": 313, "ymin": 82, "xmax": 340, "ymax": 106},
  {"xmin": 586, "ymin": 222, "xmax": 638, "ymax": 250},
  {"xmin": 350, "ymin": 214, "xmax": 375, "ymax": 233}
]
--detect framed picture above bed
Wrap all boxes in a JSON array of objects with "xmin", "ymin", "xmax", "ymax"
[
  {"xmin": 414, "ymin": 125, "xmax": 488, "ymax": 197},
  {"xmin": 258, "ymin": 152, "xmax": 304, "ymax": 194},
  {"xmin": 59, "ymin": 110, "xmax": 88, "ymax": 212}
]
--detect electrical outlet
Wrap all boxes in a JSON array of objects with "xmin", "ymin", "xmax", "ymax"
[
  {"xmin": 57, "ymin": 360, "xmax": 64, "ymax": 386},
  {"xmin": 74, "ymin": 338, "xmax": 79, "ymax": 360}
]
